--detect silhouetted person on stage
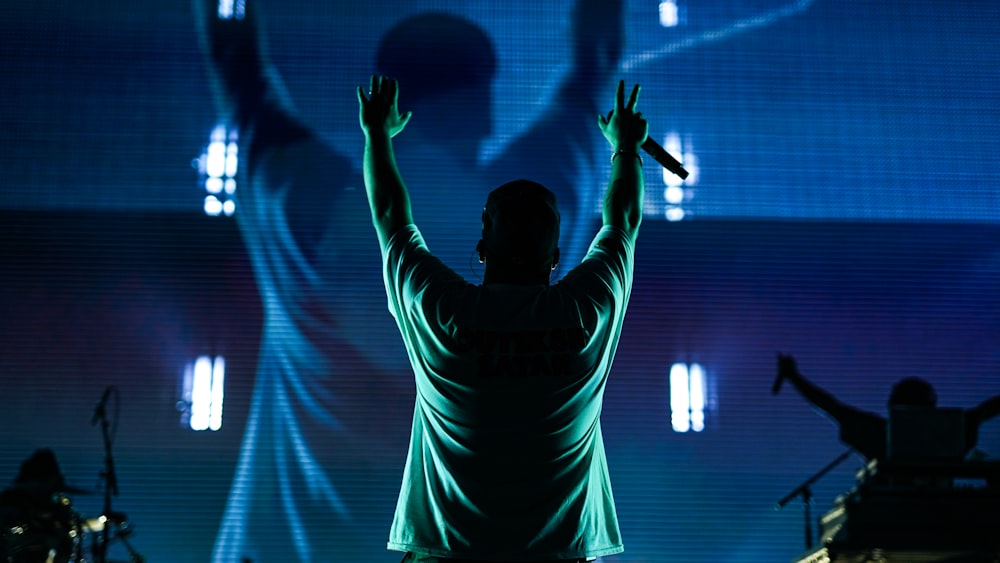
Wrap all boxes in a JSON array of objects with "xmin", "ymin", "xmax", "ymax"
[
  {"xmin": 774, "ymin": 354, "xmax": 1000, "ymax": 461},
  {"xmin": 359, "ymin": 76, "xmax": 647, "ymax": 562}
]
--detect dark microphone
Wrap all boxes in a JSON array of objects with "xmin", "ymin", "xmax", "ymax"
[
  {"xmin": 641, "ymin": 138, "xmax": 689, "ymax": 180},
  {"xmin": 91, "ymin": 386, "xmax": 113, "ymax": 426}
]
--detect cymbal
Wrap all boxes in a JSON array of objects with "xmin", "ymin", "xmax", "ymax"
[
  {"xmin": 7, "ymin": 481, "xmax": 94, "ymax": 495},
  {"xmin": 56, "ymin": 484, "xmax": 94, "ymax": 495}
]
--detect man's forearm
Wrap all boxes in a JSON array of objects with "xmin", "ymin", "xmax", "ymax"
[
  {"xmin": 363, "ymin": 132, "xmax": 413, "ymax": 247},
  {"xmin": 602, "ymin": 152, "xmax": 644, "ymax": 239}
]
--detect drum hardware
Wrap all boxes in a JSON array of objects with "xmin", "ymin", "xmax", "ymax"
[
  {"xmin": 89, "ymin": 386, "xmax": 146, "ymax": 563},
  {"xmin": 2, "ymin": 390, "xmax": 145, "ymax": 563}
]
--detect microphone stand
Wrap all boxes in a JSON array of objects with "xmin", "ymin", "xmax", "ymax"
[
  {"xmin": 93, "ymin": 388, "xmax": 119, "ymax": 563},
  {"xmin": 775, "ymin": 449, "xmax": 854, "ymax": 551}
]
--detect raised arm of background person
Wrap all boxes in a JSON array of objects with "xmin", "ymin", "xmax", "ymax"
[
  {"xmin": 598, "ymin": 81, "xmax": 647, "ymax": 240},
  {"xmin": 969, "ymin": 392, "xmax": 1000, "ymax": 425},
  {"xmin": 775, "ymin": 354, "xmax": 854, "ymax": 423},
  {"xmin": 358, "ymin": 76, "xmax": 414, "ymax": 248}
]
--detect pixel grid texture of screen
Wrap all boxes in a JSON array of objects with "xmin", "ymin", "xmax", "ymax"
[{"xmin": 1, "ymin": 0, "xmax": 999, "ymax": 561}]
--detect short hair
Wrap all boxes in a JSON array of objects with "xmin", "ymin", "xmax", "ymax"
[
  {"xmin": 888, "ymin": 377, "xmax": 937, "ymax": 408},
  {"xmin": 481, "ymin": 180, "xmax": 560, "ymax": 270},
  {"xmin": 375, "ymin": 12, "xmax": 496, "ymax": 107}
]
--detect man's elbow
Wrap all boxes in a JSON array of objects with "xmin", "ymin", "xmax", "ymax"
[
  {"xmin": 625, "ymin": 208, "xmax": 642, "ymax": 237},
  {"xmin": 604, "ymin": 205, "xmax": 642, "ymax": 239},
  {"xmin": 371, "ymin": 205, "xmax": 411, "ymax": 242}
]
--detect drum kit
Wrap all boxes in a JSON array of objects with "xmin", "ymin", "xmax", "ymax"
[
  {"xmin": 2, "ymin": 388, "xmax": 145, "ymax": 563},
  {"xmin": 0, "ymin": 483, "xmax": 138, "ymax": 563}
]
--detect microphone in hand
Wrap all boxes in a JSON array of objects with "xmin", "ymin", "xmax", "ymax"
[{"xmin": 641, "ymin": 138, "xmax": 689, "ymax": 180}]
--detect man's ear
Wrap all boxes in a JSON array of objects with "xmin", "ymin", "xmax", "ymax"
[
  {"xmin": 476, "ymin": 239, "xmax": 485, "ymax": 263},
  {"xmin": 551, "ymin": 247, "xmax": 560, "ymax": 270}
]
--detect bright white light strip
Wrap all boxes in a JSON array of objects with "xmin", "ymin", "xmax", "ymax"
[
  {"xmin": 209, "ymin": 357, "xmax": 225, "ymax": 431},
  {"xmin": 188, "ymin": 355, "xmax": 226, "ymax": 431},
  {"xmin": 218, "ymin": 0, "xmax": 235, "ymax": 19},
  {"xmin": 670, "ymin": 363, "xmax": 691, "ymax": 432},
  {"xmin": 689, "ymin": 363, "xmax": 705, "ymax": 432},
  {"xmin": 217, "ymin": 0, "xmax": 245, "ymax": 20},
  {"xmin": 190, "ymin": 356, "xmax": 213, "ymax": 431},
  {"xmin": 660, "ymin": 132, "xmax": 697, "ymax": 222},
  {"xmin": 206, "ymin": 126, "xmax": 227, "ymax": 179},
  {"xmin": 203, "ymin": 125, "xmax": 238, "ymax": 216},
  {"xmin": 225, "ymin": 141, "xmax": 239, "ymax": 178},
  {"xmin": 659, "ymin": 1, "xmax": 679, "ymax": 28}
]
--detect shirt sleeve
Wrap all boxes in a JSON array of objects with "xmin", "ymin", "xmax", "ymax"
[
  {"xmin": 382, "ymin": 224, "xmax": 466, "ymax": 322},
  {"xmin": 558, "ymin": 225, "xmax": 635, "ymax": 310}
]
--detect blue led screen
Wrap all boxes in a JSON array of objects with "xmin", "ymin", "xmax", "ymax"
[{"xmin": 1, "ymin": 1, "xmax": 999, "ymax": 561}]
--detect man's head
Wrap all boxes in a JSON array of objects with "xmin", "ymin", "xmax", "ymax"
[
  {"xmin": 478, "ymin": 180, "xmax": 560, "ymax": 285},
  {"xmin": 888, "ymin": 376, "xmax": 937, "ymax": 408}
]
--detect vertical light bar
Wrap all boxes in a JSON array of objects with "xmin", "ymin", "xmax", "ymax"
[
  {"xmin": 209, "ymin": 356, "xmax": 226, "ymax": 431},
  {"xmin": 190, "ymin": 356, "xmax": 213, "ymax": 431},
  {"xmin": 180, "ymin": 362, "xmax": 195, "ymax": 426},
  {"xmin": 689, "ymin": 363, "xmax": 706, "ymax": 432},
  {"xmin": 187, "ymin": 355, "xmax": 226, "ymax": 431},
  {"xmin": 225, "ymin": 138, "xmax": 239, "ymax": 178},
  {"xmin": 659, "ymin": 1, "xmax": 679, "ymax": 28},
  {"xmin": 670, "ymin": 362, "xmax": 708, "ymax": 433},
  {"xmin": 663, "ymin": 132, "xmax": 686, "ymax": 222},
  {"xmin": 670, "ymin": 363, "xmax": 691, "ymax": 432},
  {"xmin": 218, "ymin": 0, "xmax": 245, "ymax": 20},
  {"xmin": 201, "ymin": 124, "xmax": 239, "ymax": 216},
  {"xmin": 206, "ymin": 125, "xmax": 227, "ymax": 179},
  {"xmin": 661, "ymin": 132, "xmax": 698, "ymax": 222}
]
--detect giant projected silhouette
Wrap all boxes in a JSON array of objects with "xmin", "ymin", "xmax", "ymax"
[{"xmin": 195, "ymin": 1, "xmax": 395, "ymax": 560}]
